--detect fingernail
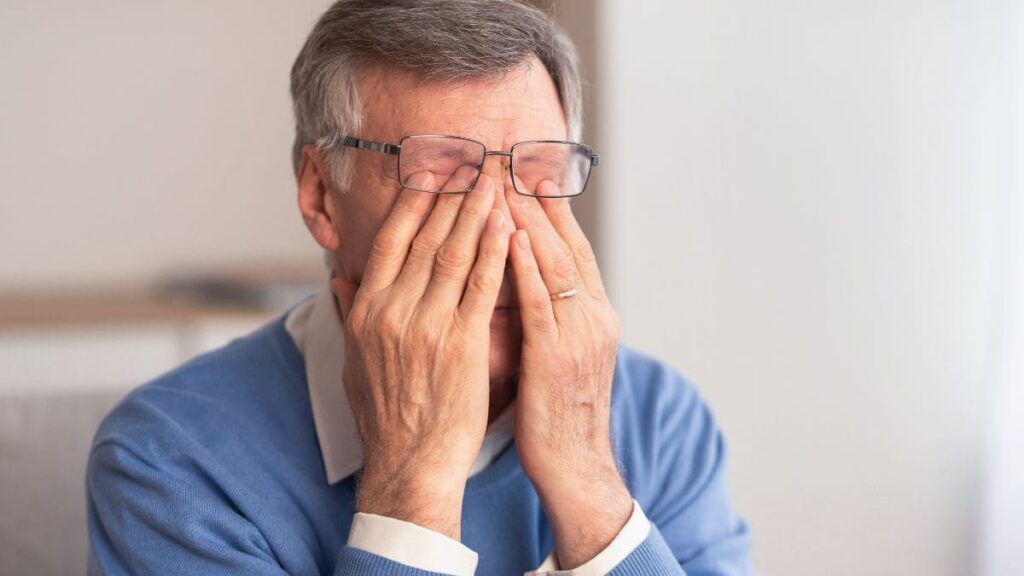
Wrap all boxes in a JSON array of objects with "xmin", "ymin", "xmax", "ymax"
[
  {"xmin": 517, "ymin": 230, "xmax": 529, "ymax": 249},
  {"xmin": 404, "ymin": 171, "xmax": 434, "ymax": 191},
  {"xmin": 488, "ymin": 209, "xmax": 503, "ymax": 230}
]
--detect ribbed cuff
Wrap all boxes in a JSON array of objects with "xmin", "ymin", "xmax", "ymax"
[
  {"xmin": 335, "ymin": 546, "xmax": 457, "ymax": 576},
  {"xmin": 607, "ymin": 524, "xmax": 687, "ymax": 576}
]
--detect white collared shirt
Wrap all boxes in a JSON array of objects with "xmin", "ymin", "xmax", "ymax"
[{"xmin": 285, "ymin": 283, "xmax": 650, "ymax": 575}]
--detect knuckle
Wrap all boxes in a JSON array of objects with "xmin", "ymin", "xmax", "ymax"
[
  {"xmin": 436, "ymin": 193, "xmax": 462, "ymax": 210},
  {"xmin": 407, "ymin": 320, "xmax": 434, "ymax": 351},
  {"xmin": 527, "ymin": 292, "xmax": 550, "ymax": 312},
  {"xmin": 371, "ymin": 231, "xmax": 402, "ymax": 259},
  {"xmin": 449, "ymin": 312, "xmax": 472, "ymax": 337},
  {"xmin": 435, "ymin": 241, "xmax": 471, "ymax": 274},
  {"xmin": 467, "ymin": 271, "xmax": 496, "ymax": 294},
  {"xmin": 394, "ymin": 196, "xmax": 423, "ymax": 218},
  {"xmin": 375, "ymin": 310, "xmax": 404, "ymax": 340},
  {"xmin": 573, "ymin": 239, "xmax": 597, "ymax": 265},
  {"xmin": 444, "ymin": 326, "xmax": 471, "ymax": 353},
  {"xmin": 553, "ymin": 251, "xmax": 576, "ymax": 280},
  {"xmin": 460, "ymin": 199, "xmax": 486, "ymax": 219},
  {"xmin": 409, "ymin": 234, "xmax": 440, "ymax": 259}
]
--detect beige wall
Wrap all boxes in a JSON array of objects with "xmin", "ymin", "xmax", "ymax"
[
  {"xmin": 0, "ymin": 0, "xmax": 601, "ymax": 292},
  {"xmin": 0, "ymin": 1, "xmax": 334, "ymax": 290}
]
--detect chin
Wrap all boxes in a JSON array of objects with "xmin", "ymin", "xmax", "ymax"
[{"xmin": 488, "ymin": 313, "xmax": 522, "ymax": 384}]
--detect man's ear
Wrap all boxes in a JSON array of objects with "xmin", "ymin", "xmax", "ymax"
[{"xmin": 297, "ymin": 144, "xmax": 343, "ymax": 252}]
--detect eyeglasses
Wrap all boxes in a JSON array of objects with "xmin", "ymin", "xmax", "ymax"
[{"xmin": 316, "ymin": 133, "xmax": 600, "ymax": 198}]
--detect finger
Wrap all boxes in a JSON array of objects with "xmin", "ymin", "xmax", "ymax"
[
  {"xmin": 508, "ymin": 229, "xmax": 557, "ymax": 342},
  {"xmin": 422, "ymin": 175, "xmax": 500, "ymax": 310},
  {"xmin": 330, "ymin": 274, "xmax": 359, "ymax": 323},
  {"xmin": 534, "ymin": 180, "xmax": 608, "ymax": 300},
  {"xmin": 456, "ymin": 208, "xmax": 512, "ymax": 326},
  {"xmin": 360, "ymin": 173, "xmax": 436, "ymax": 294},
  {"xmin": 393, "ymin": 165, "xmax": 480, "ymax": 295},
  {"xmin": 506, "ymin": 177, "xmax": 579, "ymax": 298}
]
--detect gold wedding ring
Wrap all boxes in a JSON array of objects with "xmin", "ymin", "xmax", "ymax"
[{"xmin": 550, "ymin": 287, "xmax": 578, "ymax": 301}]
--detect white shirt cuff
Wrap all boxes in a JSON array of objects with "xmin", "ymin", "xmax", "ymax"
[
  {"xmin": 347, "ymin": 512, "xmax": 478, "ymax": 576},
  {"xmin": 526, "ymin": 499, "xmax": 651, "ymax": 576}
]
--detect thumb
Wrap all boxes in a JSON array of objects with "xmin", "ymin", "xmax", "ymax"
[{"xmin": 330, "ymin": 274, "xmax": 359, "ymax": 323}]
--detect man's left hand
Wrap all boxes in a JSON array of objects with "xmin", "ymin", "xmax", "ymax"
[{"xmin": 506, "ymin": 181, "xmax": 633, "ymax": 570}]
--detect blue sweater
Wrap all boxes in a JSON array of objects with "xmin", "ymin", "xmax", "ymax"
[{"xmin": 87, "ymin": 315, "xmax": 752, "ymax": 575}]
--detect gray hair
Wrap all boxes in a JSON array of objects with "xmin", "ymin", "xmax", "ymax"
[{"xmin": 289, "ymin": 0, "xmax": 583, "ymax": 192}]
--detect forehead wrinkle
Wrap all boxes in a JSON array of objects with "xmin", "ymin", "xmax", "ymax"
[
  {"xmin": 423, "ymin": 96, "xmax": 563, "ymax": 150},
  {"xmin": 359, "ymin": 58, "xmax": 566, "ymax": 148}
]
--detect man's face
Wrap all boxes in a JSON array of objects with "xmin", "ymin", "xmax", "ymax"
[{"xmin": 329, "ymin": 57, "xmax": 569, "ymax": 385}]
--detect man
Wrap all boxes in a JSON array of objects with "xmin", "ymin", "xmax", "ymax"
[{"xmin": 87, "ymin": 1, "xmax": 752, "ymax": 574}]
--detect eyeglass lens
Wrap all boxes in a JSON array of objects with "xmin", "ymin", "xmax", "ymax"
[{"xmin": 397, "ymin": 136, "xmax": 591, "ymax": 197}]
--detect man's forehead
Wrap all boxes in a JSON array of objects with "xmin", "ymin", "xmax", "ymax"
[{"xmin": 355, "ymin": 57, "xmax": 568, "ymax": 147}]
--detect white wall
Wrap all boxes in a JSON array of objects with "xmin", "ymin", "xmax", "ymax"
[
  {"xmin": 0, "ymin": 0, "xmax": 333, "ymax": 290},
  {"xmin": 979, "ymin": 2, "xmax": 1024, "ymax": 574},
  {"xmin": 599, "ymin": 1, "xmax": 1017, "ymax": 574}
]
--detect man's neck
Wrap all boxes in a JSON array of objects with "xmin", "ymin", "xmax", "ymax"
[{"xmin": 488, "ymin": 373, "xmax": 517, "ymax": 425}]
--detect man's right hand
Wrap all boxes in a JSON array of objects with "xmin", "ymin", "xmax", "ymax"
[{"xmin": 329, "ymin": 167, "xmax": 511, "ymax": 541}]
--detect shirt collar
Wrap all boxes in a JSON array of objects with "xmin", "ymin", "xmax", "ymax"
[
  {"xmin": 285, "ymin": 283, "xmax": 364, "ymax": 484},
  {"xmin": 285, "ymin": 281, "xmax": 515, "ymax": 485}
]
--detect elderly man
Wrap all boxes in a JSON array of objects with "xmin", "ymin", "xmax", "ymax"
[{"xmin": 87, "ymin": 1, "xmax": 752, "ymax": 574}]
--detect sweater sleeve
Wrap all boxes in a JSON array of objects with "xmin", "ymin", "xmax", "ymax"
[
  {"xmin": 635, "ymin": 376, "xmax": 752, "ymax": 575},
  {"xmin": 86, "ymin": 441, "xmax": 454, "ymax": 576},
  {"xmin": 606, "ymin": 428, "xmax": 751, "ymax": 576},
  {"xmin": 606, "ymin": 351, "xmax": 753, "ymax": 576}
]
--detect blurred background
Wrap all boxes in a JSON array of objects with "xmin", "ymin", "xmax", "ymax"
[{"xmin": 0, "ymin": 1, "xmax": 1020, "ymax": 575}]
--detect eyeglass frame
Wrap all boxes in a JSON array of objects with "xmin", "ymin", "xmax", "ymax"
[{"xmin": 315, "ymin": 133, "xmax": 601, "ymax": 198}]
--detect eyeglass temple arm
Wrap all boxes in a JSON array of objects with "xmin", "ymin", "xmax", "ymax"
[
  {"xmin": 343, "ymin": 136, "xmax": 401, "ymax": 155},
  {"xmin": 316, "ymin": 134, "xmax": 401, "ymax": 155}
]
